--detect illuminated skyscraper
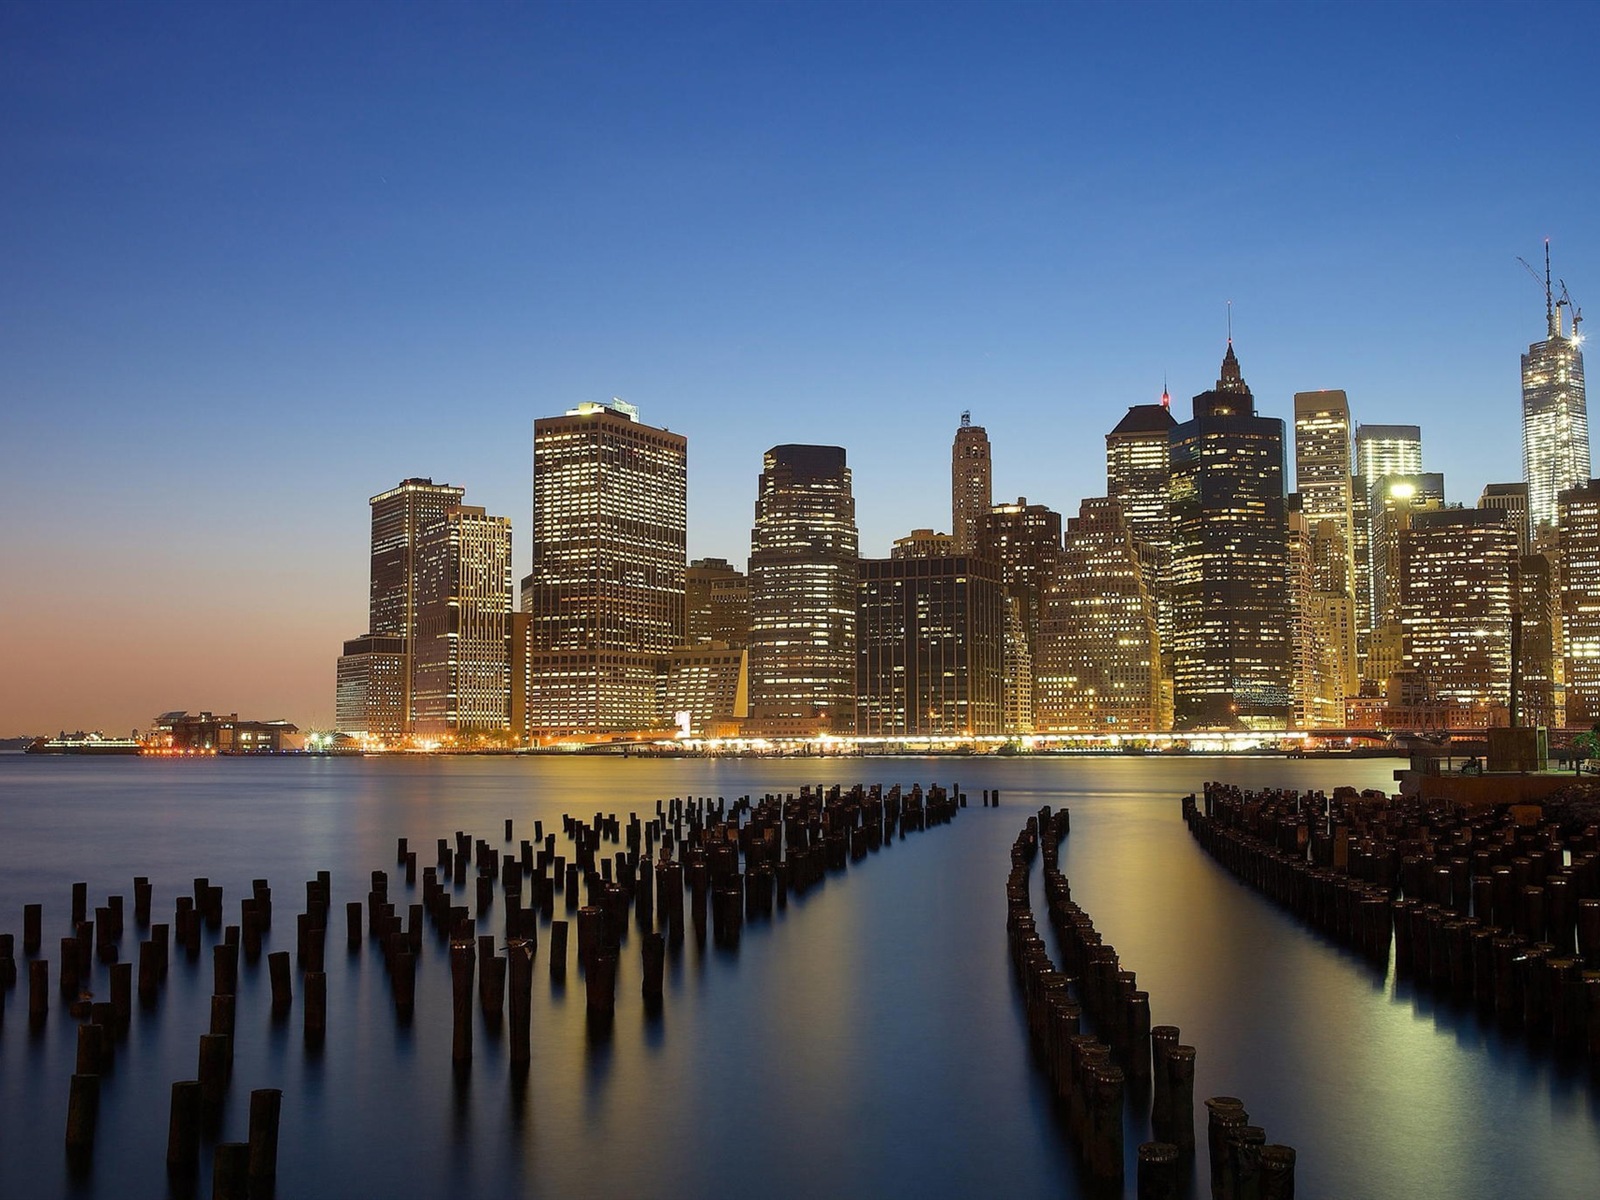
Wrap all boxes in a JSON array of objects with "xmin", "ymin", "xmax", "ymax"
[
  {"xmin": 1106, "ymin": 394, "xmax": 1176, "ymax": 653},
  {"xmin": 335, "ymin": 634, "xmax": 406, "ymax": 739},
  {"xmin": 364, "ymin": 477, "xmax": 466, "ymax": 730},
  {"xmin": 1168, "ymin": 341, "xmax": 1290, "ymax": 729},
  {"xmin": 1559, "ymin": 480, "xmax": 1600, "ymax": 726},
  {"xmin": 1400, "ymin": 509, "xmax": 1517, "ymax": 712},
  {"xmin": 412, "ymin": 506, "xmax": 513, "ymax": 738},
  {"xmin": 856, "ymin": 553, "xmax": 1004, "ymax": 737},
  {"xmin": 1352, "ymin": 424, "xmax": 1422, "ymax": 663},
  {"xmin": 1035, "ymin": 497, "xmax": 1165, "ymax": 732},
  {"xmin": 952, "ymin": 414, "xmax": 992, "ymax": 556},
  {"xmin": 747, "ymin": 445, "xmax": 859, "ymax": 735},
  {"xmin": 1523, "ymin": 246, "xmax": 1588, "ymax": 532},
  {"xmin": 1294, "ymin": 390, "xmax": 1359, "ymax": 698},
  {"xmin": 981, "ymin": 497, "xmax": 1062, "ymax": 732},
  {"xmin": 522, "ymin": 400, "xmax": 687, "ymax": 734}
]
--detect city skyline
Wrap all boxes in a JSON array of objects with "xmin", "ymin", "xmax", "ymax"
[{"xmin": 5, "ymin": 2, "xmax": 1599, "ymax": 733}]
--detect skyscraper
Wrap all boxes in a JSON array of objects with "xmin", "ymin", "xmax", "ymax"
[
  {"xmin": 335, "ymin": 634, "xmax": 406, "ymax": 740},
  {"xmin": 1168, "ymin": 341, "xmax": 1291, "ymax": 729},
  {"xmin": 856, "ymin": 552, "xmax": 1004, "ymax": 737},
  {"xmin": 1294, "ymin": 390, "xmax": 1359, "ymax": 699},
  {"xmin": 1523, "ymin": 245, "xmax": 1588, "ymax": 533},
  {"xmin": 522, "ymin": 400, "xmax": 687, "ymax": 734},
  {"xmin": 1400, "ymin": 508, "xmax": 1518, "ymax": 714},
  {"xmin": 1352, "ymin": 424, "xmax": 1422, "ymax": 666},
  {"xmin": 1559, "ymin": 479, "xmax": 1600, "ymax": 726},
  {"xmin": 365, "ymin": 477, "xmax": 466, "ymax": 731},
  {"xmin": 412, "ymin": 505, "xmax": 513, "ymax": 738},
  {"xmin": 1106, "ymin": 393, "xmax": 1176, "ymax": 654},
  {"xmin": 1035, "ymin": 497, "xmax": 1165, "ymax": 733},
  {"xmin": 981, "ymin": 497, "xmax": 1062, "ymax": 733},
  {"xmin": 747, "ymin": 445, "xmax": 859, "ymax": 735},
  {"xmin": 951, "ymin": 413, "xmax": 992, "ymax": 556}
]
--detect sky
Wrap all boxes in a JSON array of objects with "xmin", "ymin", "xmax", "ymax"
[{"xmin": 2, "ymin": 0, "xmax": 1597, "ymax": 735}]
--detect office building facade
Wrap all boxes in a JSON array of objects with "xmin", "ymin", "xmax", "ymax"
[
  {"xmin": 522, "ymin": 400, "xmax": 687, "ymax": 734},
  {"xmin": 1168, "ymin": 342, "xmax": 1291, "ymax": 729},
  {"xmin": 747, "ymin": 445, "xmax": 859, "ymax": 735}
]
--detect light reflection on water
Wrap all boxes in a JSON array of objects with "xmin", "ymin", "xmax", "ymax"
[{"xmin": 0, "ymin": 754, "xmax": 1595, "ymax": 1199}]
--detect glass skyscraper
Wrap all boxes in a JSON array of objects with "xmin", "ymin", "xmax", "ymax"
[
  {"xmin": 747, "ymin": 444, "xmax": 859, "ymax": 734},
  {"xmin": 1522, "ymin": 293, "xmax": 1588, "ymax": 532}
]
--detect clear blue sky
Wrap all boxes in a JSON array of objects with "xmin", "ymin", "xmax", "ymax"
[{"xmin": 2, "ymin": 0, "xmax": 1594, "ymax": 733}]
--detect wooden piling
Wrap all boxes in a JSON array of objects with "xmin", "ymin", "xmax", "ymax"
[
  {"xmin": 212, "ymin": 1141, "xmax": 249, "ymax": 1200},
  {"xmin": 304, "ymin": 971, "xmax": 327, "ymax": 1045},
  {"xmin": 29, "ymin": 959, "xmax": 48, "ymax": 1026},
  {"xmin": 508, "ymin": 941, "xmax": 532, "ymax": 1065},
  {"xmin": 247, "ymin": 1088, "xmax": 282, "ymax": 1191},
  {"xmin": 268, "ymin": 950, "xmax": 292, "ymax": 1011},
  {"xmin": 198, "ymin": 1033, "xmax": 230, "ymax": 1107},
  {"xmin": 65, "ymin": 1073, "xmax": 99, "ymax": 1157},
  {"xmin": 24, "ymin": 902, "xmax": 43, "ymax": 954},
  {"xmin": 1137, "ymin": 1141, "xmax": 1180, "ymax": 1200},
  {"xmin": 550, "ymin": 920, "xmax": 569, "ymax": 980},
  {"xmin": 76, "ymin": 1023, "xmax": 106, "ymax": 1075},
  {"xmin": 450, "ymin": 942, "xmax": 474, "ymax": 1063},
  {"xmin": 167, "ymin": 1080, "xmax": 201, "ymax": 1170}
]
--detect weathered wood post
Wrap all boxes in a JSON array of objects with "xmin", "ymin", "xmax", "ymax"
[
  {"xmin": 304, "ymin": 970, "xmax": 327, "ymax": 1046},
  {"xmin": 450, "ymin": 941, "xmax": 474, "ymax": 1063},
  {"xmin": 247, "ymin": 1088, "xmax": 282, "ymax": 1194},
  {"xmin": 268, "ymin": 950, "xmax": 292, "ymax": 1012},
  {"xmin": 167, "ymin": 1080, "xmax": 201, "ymax": 1172},
  {"xmin": 1137, "ymin": 1141, "xmax": 1180, "ymax": 1200},
  {"xmin": 508, "ymin": 940, "xmax": 532, "ymax": 1066},
  {"xmin": 65, "ymin": 1073, "xmax": 99, "ymax": 1158},
  {"xmin": 212, "ymin": 1141, "xmax": 249, "ymax": 1200}
]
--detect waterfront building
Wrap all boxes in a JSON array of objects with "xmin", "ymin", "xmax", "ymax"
[
  {"xmin": 747, "ymin": 444, "xmax": 859, "ymax": 735},
  {"xmin": 686, "ymin": 557, "xmax": 749, "ymax": 646},
  {"xmin": 412, "ymin": 506, "xmax": 513, "ymax": 738},
  {"xmin": 364, "ymin": 477, "xmax": 466, "ymax": 731},
  {"xmin": 664, "ymin": 643, "xmax": 748, "ymax": 737},
  {"xmin": 1168, "ymin": 341, "xmax": 1291, "ymax": 729},
  {"xmin": 1035, "ymin": 497, "xmax": 1165, "ymax": 732},
  {"xmin": 951, "ymin": 414, "xmax": 992, "ymax": 556},
  {"xmin": 980, "ymin": 497, "xmax": 1062, "ymax": 731},
  {"xmin": 522, "ymin": 400, "xmax": 687, "ymax": 735},
  {"xmin": 1294, "ymin": 391, "xmax": 1359, "ymax": 694},
  {"xmin": 149, "ymin": 711, "xmax": 301, "ymax": 753},
  {"xmin": 1479, "ymin": 482, "xmax": 1531, "ymax": 557},
  {"xmin": 1400, "ymin": 508, "xmax": 1518, "ymax": 713},
  {"xmin": 1559, "ymin": 479, "xmax": 1600, "ymax": 725},
  {"xmin": 856, "ymin": 554, "xmax": 1005, "ymax": 737},
  {"xmin": 335, "ymin": 634, "xmax": 407, "ymax": 739},
  {"xmin": 1106, "ymin": 394, "xmax": 1176, "ymax": 654},
  {"xmin": 1522, "ymin": 256, "xmax": 1588, "ymax": 533}
]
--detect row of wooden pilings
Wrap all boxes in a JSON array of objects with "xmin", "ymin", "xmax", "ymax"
[
  {"xmin": 1008, "ymin": 806, "xmax": 1297, "ymax": 1198},
  {"xmin": 3, "ymin": 782, "xmax": 969, "ymax": 1194},
  {"xmin": 1185, "ymin": 783, "xmax": 1600, "ymax": 1062}
]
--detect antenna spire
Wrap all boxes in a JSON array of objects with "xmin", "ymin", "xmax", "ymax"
[
  {"xmin": 1226, "ymin": 299, "xmax": 1233, "ymax": 343},
  {"xmin": 1546, "ymin": 238, "xmax": 1557, "ymax": 338}
]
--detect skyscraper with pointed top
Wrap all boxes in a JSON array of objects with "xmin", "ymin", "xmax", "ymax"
[
  {"xmin": 951, "ymin": 413, "xmax": 992, "ymax": 555},
  {"xmin": 1522, "ymin": 242, "xmax": 1588, "ymax": 533},
  {"xmin": 1168, "ymin": 340, "xmax": 1291, "ymax": 729}
]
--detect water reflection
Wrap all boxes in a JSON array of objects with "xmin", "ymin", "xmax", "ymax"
[{"xmin": 0, "ymin": 755, "xmax": 1596, "ymax": 1198}]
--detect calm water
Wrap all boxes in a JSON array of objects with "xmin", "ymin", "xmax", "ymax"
[{"xmin": 0, "ymin": 754, "xmax": 1595, "ymax": 1199}]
